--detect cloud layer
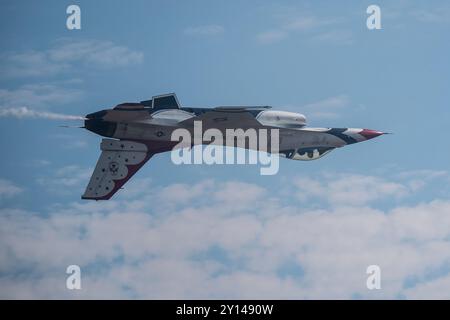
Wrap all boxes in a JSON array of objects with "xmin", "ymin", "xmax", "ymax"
[
  {"xmin": 256, "ymin": 11, "xmax": 350, "ymax": 45},
  {"xmin": 1, "ymin": 170, "xmax": 450, "ymax": 299},
  {"xmin": 0, "ymin": 40, "xmax": 144, "ymax": 78},
  {"xmin": 0, "ymin": 84, "xmax": 83, "ymax": 110},
  {"xmin": 0, "ymin": 179, "xmax": 22, "ymax": 198},
  {"xmin": 0, "ymin": 39, "xmax": 142, "ymax": 120}
]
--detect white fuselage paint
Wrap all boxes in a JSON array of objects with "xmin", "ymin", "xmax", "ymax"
[
  {"xmin": 113, "ymin": 123, "xmax": 368, "ymax": 152},
  {"xmin": 110, "ymin": 109, "xmax": 374, "ymax": 159}
]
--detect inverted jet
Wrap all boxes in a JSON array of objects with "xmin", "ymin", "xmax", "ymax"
[{"xmin": 82, "ymin": 93, "xmax": 385, "ymax": 200}]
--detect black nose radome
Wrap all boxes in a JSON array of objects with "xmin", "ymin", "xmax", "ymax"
[{"xmin": 84, "ymin": 119, "xmax": 117, "ymax": 137}]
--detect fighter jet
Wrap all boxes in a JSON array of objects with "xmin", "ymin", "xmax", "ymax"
[{"xmin": 82, "ymin": 93, "xmax": 385, "ymax": 200}]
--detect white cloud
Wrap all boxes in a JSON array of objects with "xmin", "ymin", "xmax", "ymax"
[
  {"xmin": 53, "ymin": 166, "xmax": 92, "ymax": 187},
  {"xmin": 184, "ymin": 25, "xmax": 225, "ymax": 36},
  {"xmin": 63, "ymin": 140, "xmax": 88, "ymax": 148},
  {"xmin": 48, "ymin": 40, "xmax": 144, "ymax": 67},
  {"xmin": 0, "ymin": 40, "xmax": 143, "ymax": 78},
  {"xmin": 378, "ymin": 3, "xmax": 450, "ymax": 30},
  {"xmin": 303, "ymin": 94, "xmax": 349, "ymax": 110},
  {"xmin": 1, "ymin": 172, "xmax": 450, "ymax": 299},
  {"xmin": 0, "ymin": 40, "xmax": 141, "ymax": 122},
  {"xmin": 283, "ymin": 16, "xmax": 339, "ymax": 31},
  {"xmin": 0, "ymin": 83, "xmax": 85, "ymax": 122},
  {"xmin": 156, "ymin": 180, "xmax": 266, "ymax": 211},
  {"xmin": 158, "ymin": 180, "xmax": 214, "ymax": 204},
  {"xmin": 404, "ymin": 273, "xmax": 450, "ymax": 299},
  {"xmin": 410, "ymin": 7, "xmax": 450, "ymax": 24},
  {"xmin": 284, "ymin": 94, "xmax": 350, "ymax": 119},
  {"xmin": 293, "ymin": 173, "xmax": 409, "ymax": 206},
  {"xmin": 256, "ymin": 30, "xmax": 287, "ymax": 44},
  {"xmin": 36, "ymin": 165, "xmax": 92, "ymax": 195},
  {"xmin": 0, "ymin": 179, "xmax": 22, "ymax": 198},
  {"xmin": 256, "ymin": 12, "xmax": 350, "ymax": 45},
  {"xmin": 0, "ymin": 51, "xmax": 68, "ymax": 78},
  {"xmin": 310, "ymin": 29, "xmax": 353, "ymax": 45},
  {"xmin": 30, "ymin": 160, "xmax": 51, "ymax": 167},
  {"xmin": 396, "ymin": 169, "xmax": 449, "ymax": 192},
  {"xmin": 0, "ymin": 84, "xmax": 83, "ymax": 109},
  {"xmin": 396, "ymin": 169, "xmax": 448, "ymax": 180},
  {"xmin": 213, "ymin": 181, "xmax": 266, "ymax": 206}
]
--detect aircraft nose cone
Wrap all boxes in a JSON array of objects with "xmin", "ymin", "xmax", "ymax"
[
  {"xmin": 359, "ymin": 129, "xmax": 384, "ymax": 140},
  {"xmin": 84, "ymin": 118, "xmax": 117, "ymax": 137}
]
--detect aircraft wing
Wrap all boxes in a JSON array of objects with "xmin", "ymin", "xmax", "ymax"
[{"xmin": 82, "ymin": 139, "xmax": 168, "ymax": 200}]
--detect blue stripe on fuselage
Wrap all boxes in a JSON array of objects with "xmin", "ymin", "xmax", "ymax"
[{"xmin": 327, "ymin": 128, "xmax": 357, "ymax": 144}]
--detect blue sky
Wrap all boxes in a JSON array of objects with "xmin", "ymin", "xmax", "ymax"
[{"xmin": 1, "ymin": 0, "xmax": 450, "ymax": 299}]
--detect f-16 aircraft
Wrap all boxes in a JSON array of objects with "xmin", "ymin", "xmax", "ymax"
[{"xmin": 82, "ymin": 93, "xmax": 385, "ymax": 200}]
